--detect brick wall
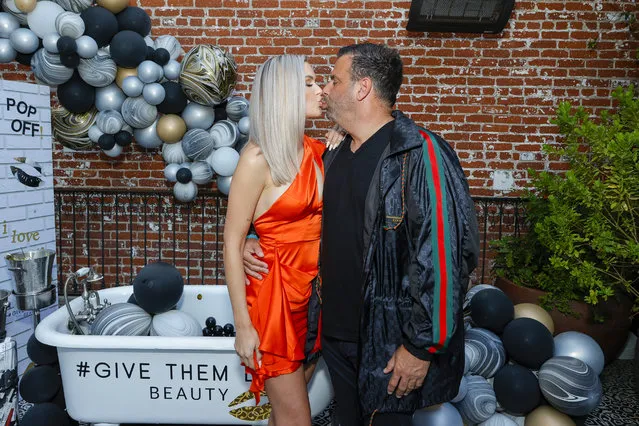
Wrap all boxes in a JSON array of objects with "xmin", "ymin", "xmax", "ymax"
[{"xmin": 1, "ymin": 0, "xmax": 637, "ymax": 195}]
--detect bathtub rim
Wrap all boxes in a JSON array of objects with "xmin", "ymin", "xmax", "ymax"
[{"xmin": 36, "ymin": 285, "xmax": 236, "ymax": 351}]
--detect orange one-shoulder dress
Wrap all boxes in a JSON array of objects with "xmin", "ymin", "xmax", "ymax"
[{"xmin": 245, "ymin": 135, "xmax": 325, "ymax": 402}]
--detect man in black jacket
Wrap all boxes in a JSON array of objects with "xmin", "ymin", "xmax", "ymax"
[{"xmin": 243, "ymin": 43, "xmax": 480, "ymax": 426}]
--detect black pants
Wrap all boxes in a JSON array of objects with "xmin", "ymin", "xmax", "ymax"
[{"xmin": 321, "ymin": 336, "xmax": 412, "ymax": 426}]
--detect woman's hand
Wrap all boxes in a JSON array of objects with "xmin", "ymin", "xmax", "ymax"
[
  {"xmin": 325, "ymin": 125, "xmax": 346, "ymax": 151},
  {"xmin": 235, "ymin": 324, "xmax": 262, "ymax": 370}
]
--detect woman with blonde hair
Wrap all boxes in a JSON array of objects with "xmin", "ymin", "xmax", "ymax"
[{"xmin": 223, "ymin": 55, "xmax": 325, "ymax": 426}]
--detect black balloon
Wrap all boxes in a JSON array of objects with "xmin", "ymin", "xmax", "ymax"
[
  {"xmin": 493, "ymin": 364, "xmax": 542, "ymax": 415},
  {"xmin": 213, "ymin": 325, "xmax": 224, "ymax": 336},
  {"xmin": 60, "ymin": 53, "xmax": 80, "ymax": 69},
  {"xmin": 20, "ymin": 403, "xmax": 71, "ymax": 426},
  {"xmin": 202, "ymin": 327, "xmax": 213, "ymax": 336},
  {"xmin": 27, "ymin": 333, "xmax": 58, "ymax": 365},
  {"xmin": 176, "ymin": 167, "xmax": 192, "ymax": 184},
  {"xmin": 16, "ymin": 52, "xmax": 34, "ymax": 66},
  {"xmin": 223, "ymin": 323, "xmax": 235, "ymax": 336},
  {"xmin": 110, "ymin": 30, "xmax": 147, "ymax": 68},
  {"xmin": 502, "ymin": 318, "xmax": 554, "ymax": 370},
  {"xmin": 117, "ymin": 6, "xmax": 151, "ymax": 36},
  {"xmin": 470, "ymin": 288, "xmax": 514, "ymax": 334},
  {"xmin": 57, "ymin": 36, "xmax": 77, "ymax": 55},
  {"xmin": 146, "ymin": 45, "xmax": 155, "ymax": 60},
  {"xmin": 133, "ymin": 261, "xmax": 184, "ymax": 314},
  {"xmin": 152, "ymin": 47, "xmax": 170, "ymax": 66},
  {"xmin": 19, "ymin": 365, "xmax": 61, "ymax": 403},
  {"xmin": 127, "ymin": 293, "xmax": 138, "ymax": 305},
  {"xmin": 51, "ymin": 384, "xmax": 66, "ymax": 409},
  {"xmin": 157, "ymin": 81, "xmax": 188, "ymax": 114},
  {"xmin": 57, "ymin": 73, "xmax": 95, "ymax": 114},
  {"xmin": 115, "ymin": 130, "xmax": 133, "ymax": 146},
  {"xmin": 80, "ymin": 7, "xmax": 118, "ymax": 47},
  {"xmin": 214, "ymin": 101, "xmax": 228, "ymax": 122},
  {"xmin": 205, "ymin": 316, "xmax": 216, "ymax": 329},
  {"xmin": 98, "ymin": 134, "xmax": 116, "ymax": 150}
]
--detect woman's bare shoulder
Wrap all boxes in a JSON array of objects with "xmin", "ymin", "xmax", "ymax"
[{"xmin": 239, "ymin": 142, "xmax": 268, "ymax": 170}]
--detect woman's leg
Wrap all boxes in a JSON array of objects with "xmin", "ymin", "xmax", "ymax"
[
  {"xmin": 265, "ymin": 368, "xmax": 311, "ymax": 426},
  {"xmin": 304, "ymin": 357, "xmax": 319, "ymax": 384}
]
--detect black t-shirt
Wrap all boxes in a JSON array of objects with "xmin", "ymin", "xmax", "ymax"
[{"xmin": 321, "ymin": 121, "xmax": 393, "ymax": 342}]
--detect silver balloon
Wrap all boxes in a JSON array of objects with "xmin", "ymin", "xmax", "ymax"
[
  {"xmin": 181, "ymin": 102, "xmax": 215, "ymax": 130},
  {"xmin": 163, "ymin": 59, "xmax": 180, "ymax": 80},
  {"xmin": 142, "ymin": 82, "xmax": 165, "ymax": 106},
  {"xmin": 553, "ymin": 332, "xmax": 605, "ymax": 376},
  {"xmin": 9, "ymin": 28, "xmax": 39, "ymax": 54},
  {"xmin": 0, "ymin": 11, "xmax": 19, "ymax": 38},
  {"xmin": 164, "ymin": 163, "xmax": 181, "ymax": 182},
  {"xmin": 137, "ymin": 60, "xmax": 162, "ymax": 84},
  {"xmin": 238, "ymin": 116, "xmax": 249, "ymax": 135},
  {"xmin": 216, "ymin": 175, "xmax": 231, "ymax": 195},
  {"xmin": 121, "ymin": 76, "xmax": 144, "ymax": 97},
  {"xmin": 412, "ymin": 403, "xmax": 463, "ymax": 426},
  {"xmin": 134, "ymin": 119, "xmax": 163, "ymax": 149},
  {"xmin": 26, "ymin": 1, "xmax": 65, "ymax": 39},
  {"xmin": 162, "ymin": 141, "xmax": 188, "ymax": 164},
  {"xmin": 0, "ymin": 38, "xmax": 16, "ymax": 63},
  {"xmin": 143, "ymin": 35, "xmax": 154, "ymax": 48},
  {"xmin": 103, "ymin": 143, "xmax": 123, "ymax": 158},
  {"xmin": 154, "ymin": 34, "xmax": 181, "ymax": 60},
  {"xmin": 88, "ymin": 124, "xmax": 103, "ymax": 143},
  {"xmin": 207, "ymin": 146, "xmax": 239, "ymax": 176},
  {"xmin": 42, "ymin": 33, "xmax": 60, "ymax": 54},
  {"xmin": 55, "ymin": 11, "xmax": 84, "ymax": 39},
  {"xmin": 120, "ymin": 96, "xmax": 157, "ymax": 129},
  {"xmin": 95, "ymin": 83, "xmax": 126, "ymax": 112},
  {"xmin": 75, "ymin": 35, "xmax": 98, "ymax": 58},
  {"xmin": 173, "ymin": 181, "xmax": 197, "ymax": 203},
  {"xmin": 96, "ymin": 110, "xmax": 124, "ymax": 134}
]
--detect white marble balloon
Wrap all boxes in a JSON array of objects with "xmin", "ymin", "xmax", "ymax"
[
  {"xmin": 121, "ymin": 96, "xmax": 158, "ymax": 129},
  {"xmin": 31, "ymin": 48, "xmax": 74, "ymax": 85},
  {"xmin": 173, "ymin": 181, "xmax": 198, "ymax": 203},
  {"xmin": 91, "ymin": 303, "xmax": 152, "ymax": 336},
  {"xmin": 478, "ymin": 413, "xmax": 518, "ymax": 426},
  {"xmin": 189, "ymin": 160, "xmax": 214, "ymax": 185},
  {"xmin": 55, "ymin": 11, "xmax": 84, "ymax": 38},
  {"xmin": 96, "ymin": 110, "xmax": 124, "ymax": 134},
  {"xmin": 150, "ymin": 310, "xmax": 201, "ymax": 336},
  {"xmin": 454, "ymin": 375, "xmax": 496, "ymax": 425},
  {"xmin": 210, "ymin": 119, "xmax": 238, "ymax": 148},
  {"xmin": 53, "ymin": 0, "xmax": 93, "ymax": 13},
  {"xmin": 88, "ymin": 124, "xmax": 103, "ymax": 143},
  {"xmin": 78, "ymin": 49, "xmax": 116, "ymax": 87},
  {"xmin": 182, "ymin": 128, "xmax": 215, "ymax": 161},
  {"xmin": 154, "ymin": 34, "xmax": 181, "ymax": 60},
  {"xmin": 162, "ymin": 141, "xmax": 188, "ymax": 164}
]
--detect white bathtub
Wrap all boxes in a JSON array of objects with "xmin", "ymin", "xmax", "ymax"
[{"xmin": 36, "ymin": 285, "xmax": 333, "ymax": 425}]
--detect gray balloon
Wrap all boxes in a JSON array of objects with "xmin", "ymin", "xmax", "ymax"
[
  {"xmin": 553, "ymin": 332, "xmax": 604, "ymax": 376},
  {"xmin": 88, "ymin": 125, "xmax": 103, "ymax": 143},
  {"xmin": 9, "ymin": 28, "xmax": 39, "ymax": 54},
  {"xmin": 1, "ymin": 0, "xmax": 27, "ymax": 26},
  {"xmin": 122, "ymin": 76, "xmax": 144, "ymax": 98},
  {"xmin": 0, "ymin": 11, "xmax": 19, "ymax": 38},
  {"xmin": 190, "ymin": 160, "xmax": 214, "ymax": 185},
  {"xmin": 121, "ymin": 96, "xmax": 157, "ymax": 129},
  {"xmin": 137, "ymin": 60, "xmax": 162, "ymax": 84},
  {"xmin": 173, "ymin": 181, "xmax": 198, "ymax": 203},
  {"xmin": 134, "ymin": 119, "xmax": 162, "ymax": 149},
  {"xmin": 163, "ymin": 59, "xmax": 180, "ymax": 80},
  {"xmin": 238, "ymin": 116, "xmax": 249, "ymax": 135},
  {"xmin": 154, "ymin": 35, "xmax": 181, "ymax": 60},
  {"xmin": 42, "ymin": 33, "xmax": 60, "ymax": 54},
  {"xmin": 31, "ymin": 48, "xmax": 74, "ymax": 85},
  {"xmin": 413, "ymin": 402, "xmax": 463, "ymax": 426},
  {"xmin": 55, "ymin": 11, "xmax": 84, "ymax": 39},
  {"xmin": 142, "ymin": 82, "xmax": 165, "ymax": 106},
  {"xmin": 181, "ymin": 102, "xmax": 215, "ymax": 130},
  {"xmin": 95, "ymin": 83, "xmax": 126, "ymax": 112},
  {"xmin": 103, "ymin": 143, "xmax": 123, "ymax": 158},
  {"xmin": 144, "ymin": 35, "xmax": 154, "ymax": 48},
  {"xmin": 164, "ymin": 163, "xmax": 181, "ymax": 182},
  {"xmin": 216, "ymin": 175, "xmax": 232, "ymax": 195},
  {"xmin": 0, "ymin": 38, "xmax": 16, "ymax": 64},
  {"xmin": 75, "ymin": 35, "xmax": 98, "ymax": 59}
]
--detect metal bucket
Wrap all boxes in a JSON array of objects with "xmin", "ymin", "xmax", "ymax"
[
  {"xmin": 4, "ymin": 249, "xmax": 56, "ymax": 296},
  {"xmin": 0, "ymin": 290, "xmax": 9, "ymax": 340}
]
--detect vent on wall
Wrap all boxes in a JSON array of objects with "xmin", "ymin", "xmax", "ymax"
[{"xmin": 406, "ymin": 0, "xmax": 515, "ymax": 33}]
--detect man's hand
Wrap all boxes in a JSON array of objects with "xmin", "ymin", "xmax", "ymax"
[
  {"xmin": 243, "ymin": 238, "xmax": 269, "ymax": 283},
  {"xmin": 383, "ymin": 345, "xmax": 430, "ymax": 398}
]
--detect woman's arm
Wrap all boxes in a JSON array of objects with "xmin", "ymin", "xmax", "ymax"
[{"xmin": 223, "ymin": 144, "xmax": 268, "ymax": 369}]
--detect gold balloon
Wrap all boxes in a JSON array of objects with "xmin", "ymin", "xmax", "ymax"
[
  {"xmin": 514, "ymin": 303, "xmax": 555, "ymax": 334},
  {"xmin": 14, "ymin": 0, "xmax": 36, "ymax": 12},
  {"xmin": 525, "ymin": 406, "xmax": 575, "ymax": 426},
  {"xmin": 157, "ymin": 114, "xmax": 187, "ymax": 144},
  {"xmin": 96, "ymin": 0, "xmax": 129, "ymax": 13},
  {"xmin": 115, "ymin": 67, "xmax": 138, "ymax": 88}
]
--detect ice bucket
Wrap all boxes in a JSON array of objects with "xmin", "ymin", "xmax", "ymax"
[{"xmin": 4, "ymin": 249, "xmax": 56, "ymax": 295}]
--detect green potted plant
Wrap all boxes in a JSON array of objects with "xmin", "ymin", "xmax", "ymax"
[{"xmin": 491, "ymin": 85, "xmax": 639, "ymax": 363}]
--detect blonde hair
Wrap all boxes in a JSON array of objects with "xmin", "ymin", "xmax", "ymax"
[{"xmin": 249, "ymin": 55, "xmax": 306, "ymax": 186}]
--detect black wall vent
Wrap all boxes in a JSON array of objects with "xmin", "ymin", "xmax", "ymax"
[{"xmin": 406, "ymin": 0, "xmax": 515, "ymax": 33}]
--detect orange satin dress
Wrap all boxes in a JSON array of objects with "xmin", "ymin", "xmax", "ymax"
[{"xmin": 245, "ymin": 135, "xmax": 325, "ymax": 402}]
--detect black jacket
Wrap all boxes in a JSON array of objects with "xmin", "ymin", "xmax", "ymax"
[{"xmin": 320, "ymin": 111, "xmax": 480, "ymax": 416}]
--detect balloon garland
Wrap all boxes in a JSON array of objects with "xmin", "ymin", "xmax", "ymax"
[{"xmin": 1, "ymin": 1, "xmax": 249, "ymax": 202}]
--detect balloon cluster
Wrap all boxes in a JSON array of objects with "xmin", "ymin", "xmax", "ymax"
[
  {"xmin": 2, "ymin": 0, "xmax": 246, "ymax": 201},
  {"xmin": 19, "ymin": 333, "xmax": 77, "ymax": 426},
  {"xmin": 202, "ymin": 316, "xmax": 235, "ymax": 337},
  {"xmin": 414, "ymin": 285, "xmax": 606, "ymax": 426}
]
